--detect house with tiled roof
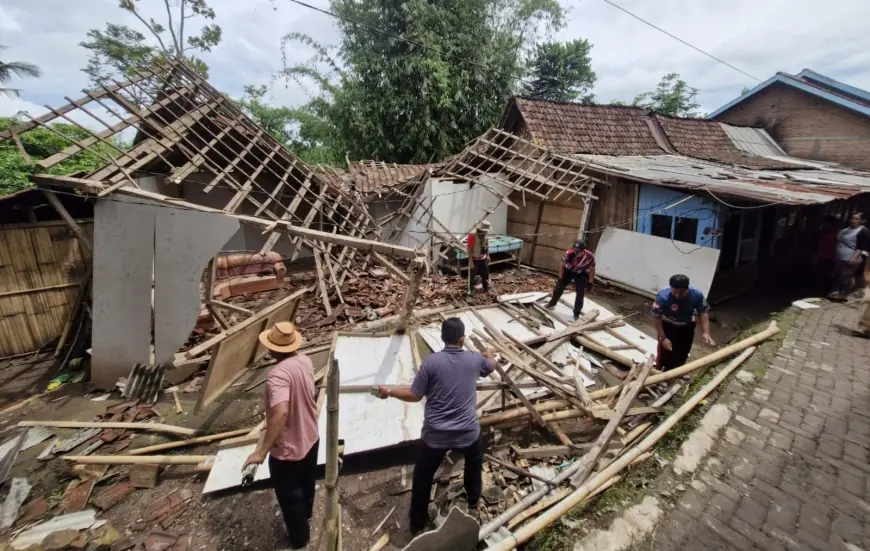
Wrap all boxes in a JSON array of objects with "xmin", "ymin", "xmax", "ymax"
[
  {"xmin": 709, "ymin": 70, "xmax": 870, "ymax": 171},
  {"xmin": 500, "ymin": 96, "xmax": 870, "ymax": 300}
]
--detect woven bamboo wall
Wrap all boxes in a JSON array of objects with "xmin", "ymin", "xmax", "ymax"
[{"xmin": 0, "ymin": 220, "xmax": 91, "ymax": 357}]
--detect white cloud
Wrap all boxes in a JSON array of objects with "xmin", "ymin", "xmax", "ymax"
[
  {"xmin": 2, "ymin": 0, "xmax": 869, "ymax": 128},
  {"xmin": 0, "ymin": 96, "xmax": 47, "ymax": 119}
]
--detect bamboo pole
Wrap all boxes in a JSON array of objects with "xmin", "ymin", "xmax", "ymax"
[
  {"xmin": 485, "ymin": 454, "xmax": 557, "ymax": 488},
  {"xmin": 484, "ymin": 346, "xmax": 758, "ymax": 550},
  {"xmin": 396, "ymin": 257, "xmax": 427, "ymax": 333},
  {"xmin": 18, "ymin": 421, "xmax": 196, "ymax": 437},
  {"xmin": 369, "ymin": 533, "xmax": 390, "ymax": 551},
  {"xmin": 125, "ymin": 428, "xmax": 253, "ymax": 456},
  {"xmin": 325, "ymin": 358, "xmax": 341, "ymax": 551},
  {"xmin": 480, "ymin": 322, "xmax": 779, "ymax": 426},
  {"xmin": 62, "ymin": 455, "xmax": 212, "ymax": 465}
]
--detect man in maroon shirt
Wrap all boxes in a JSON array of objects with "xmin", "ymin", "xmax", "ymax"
[{"xmin": 546, "ymin": 240, "xmax": 596, "ymax": 321}]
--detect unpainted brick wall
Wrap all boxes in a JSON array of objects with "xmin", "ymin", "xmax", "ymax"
[{"xmin": 714, "ymin": 82, "xmax": 870, "ymax": 170}]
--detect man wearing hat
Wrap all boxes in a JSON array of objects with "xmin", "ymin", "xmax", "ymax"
[
  {"xmin": 652, "ymin": 274, "xmax": 716, "ymax": 370},
  {"xmin": 376, "ymin": 317, "xmax": 495, "ymax": 533},
  {"xmin": 546, "ymin": 240, "xmax": 596, "ymax": 321},
  {"xmin": 466, "ymin": 221, "xmax": 493, "ymax": 296},
  {"xmin": 243, "ymin": 321, "xmax": 318, "ymax": 549}
]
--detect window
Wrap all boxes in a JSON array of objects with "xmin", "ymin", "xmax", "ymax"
[
  {"xmin": 673, "ymin": 217, "xmax": 699, "ymax": 244},
  {"xmin": 651, "ymin": 214, "xmax": 673, "ymax": 239}
]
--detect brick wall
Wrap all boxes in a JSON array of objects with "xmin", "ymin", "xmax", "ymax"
[{"xmin": 714, "ymin": 82, "xmax": 870, "ymax": 170}]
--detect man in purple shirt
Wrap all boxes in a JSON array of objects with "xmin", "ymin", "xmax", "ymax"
[{"xmin": 377, "ymin": 317, "xmax": 495, "ymax": 533}]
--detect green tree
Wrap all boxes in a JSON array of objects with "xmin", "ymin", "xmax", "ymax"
[
  {"xmin": 525, "ymin": 39, "xmax": 596, "ymax": 103},
  {"xmin": 280, "ymin": 0, "xmax": 565, "ymax": 164},
  {"xmin": 0, "ymin": 117, "xmax": 125, "ymax": 194},
  {"xmin": 80, "ymin": 0, "xmax": 221, "ymax": 93},
  {"xmin": 0, "ymin": 45, "xmax": 41, "ymax": 99},
  {"xmin": 633, "ymin": 73, "xmax": 700, "ymax": 117},
  {"xmin": 740, "ymin": 86, "xmax": 751, "ymax": 95},
  {"xmin": 234, "ymin": 84, "xmax": 344, "ymax": 166}
]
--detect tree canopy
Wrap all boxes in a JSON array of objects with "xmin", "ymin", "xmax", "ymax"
[
  {"xmin": 524, "ymin": 39, "xmax": 596, "ymax": 103},
  {"xmin": 632, "ymin": 73, "xmax": 700, "ymax": 117},
  {"xmin": 80, "ymin": 0, "xmax": 221, "ymax": 93},
  {"xmin": 0, "ymin": 118, "xmax": 124, "ymax": 195},
  {"xmin": 0, "ymin": 45, "xmax": 41, "ymax": 99},
  {"xmin": 280, "ymin": 0, "xmax": 565, "ymax": 164}
]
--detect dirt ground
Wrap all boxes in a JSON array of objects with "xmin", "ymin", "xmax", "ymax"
[{"xmin": 0, "ymin": 266, "xmax": 812, "ymax": 550}]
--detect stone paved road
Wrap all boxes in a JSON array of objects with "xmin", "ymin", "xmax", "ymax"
[{"xmin": 647, "ymin": 302, "xmax": 870, "ymax": 551}]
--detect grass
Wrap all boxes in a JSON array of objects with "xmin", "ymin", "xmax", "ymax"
[{"xmin": 526, "ymin": 308, "xmax": 801, "ymax": 551}]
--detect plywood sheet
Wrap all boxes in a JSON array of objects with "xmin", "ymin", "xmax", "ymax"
[
  {"xmin": 595, "ymin": 227, "xmax": 719, "ymax": 297},
  {"xmin": 196, "ymin": 321, "xmax": 264, "ymax": 411},
  {"xmin": 153, "ymin": 209, "xmax": 238, "ymax": 365},
  {"xmin": 91, "ymin": 199, "xmax": 155, "ymax": 389}
]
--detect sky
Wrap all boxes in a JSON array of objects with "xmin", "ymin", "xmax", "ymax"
[{"xmin": 2, "ymin": 0, "xmax": 870, "ymax": 124}]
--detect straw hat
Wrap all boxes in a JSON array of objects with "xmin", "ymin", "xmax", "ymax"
[
  {"xmin": 478, "ymin": 221, "xmax": 492, "ymax": 233},
  {"xmin": 258, "ymin": 321, "xmax": 304, "ymax": 353}
]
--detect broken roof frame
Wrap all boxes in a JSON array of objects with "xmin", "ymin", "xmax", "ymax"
[
  {"xmin": 380, "ymin": 128, "xmax": 602, "ymax": 264},
  {"xmin": 0, "ymin": 59, "xmax": 421, "ymax": 309}
]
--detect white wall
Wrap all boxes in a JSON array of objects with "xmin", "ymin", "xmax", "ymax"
[{"xmin": 429, "ymin": 177, "xmax": 508, "ymax": 234}]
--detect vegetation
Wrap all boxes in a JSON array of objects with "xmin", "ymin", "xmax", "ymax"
[
  {"xmin": 0, "ymin": 117, "xmax": 125, "ymax": 195},
  {"xmin": 80, "ymin": 0, "xmax": 221, "ymax": 95},
  {"xmin": 524, "ymin": 39, "xmax": 596, "ymax": 103},
  {"xmin": 0, "ymin": 45, "xmax": 41, "ymax": 99},
  {"xmin": 279, "ymin": 0, "xmax": 566, "ymax": 164},
  {"xmin": 632, "ymin": 72, "xmax": 701, "ymax": 117}
]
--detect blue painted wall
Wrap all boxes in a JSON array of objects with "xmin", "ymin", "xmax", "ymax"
[{"xmin": 636, "ymin": 184, "xmax": 723, "ymax": 249}]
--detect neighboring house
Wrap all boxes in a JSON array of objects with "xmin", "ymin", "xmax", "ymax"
[
  {"xmin": 500, "ymin": 97, "xmax": 870, "ymax": 300},
  {"xmin": 709, "ymin": 69, "xmax": 870, "ymax": 171}
]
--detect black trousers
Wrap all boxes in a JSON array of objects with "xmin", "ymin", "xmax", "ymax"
[
  {"xmin": 409, "ymin": 435, "xmax": 483, "ymax": 532},
  {"xmin": 471, "ymin": 259, "xmax": 490, "ymax": 292},
  {"xmin": 548, "ymin": 271, "xmax": 588, "ymax": 316},
  {"xmin": 269, "ymin": 439, "xmax": 319, "ymax": 549},
  {"xmin": 657, "ymin": 323, "xmax": 695, "ymax": 371}
]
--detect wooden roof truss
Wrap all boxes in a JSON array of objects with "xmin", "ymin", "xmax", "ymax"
[{"xmin": 0, "ymin": 60, "xmax": 385, "ymax": 309}]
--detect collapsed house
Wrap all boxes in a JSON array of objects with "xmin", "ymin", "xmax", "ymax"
[{"xmin": 0, "ymin": 60, "xmax": 421, "ymax": 388}]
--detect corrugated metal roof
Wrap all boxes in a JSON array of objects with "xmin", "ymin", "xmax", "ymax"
[
  {"xmin": 720, "ymin": 124, "xmax": 786, "ymax": 157},
  {"xmin": 573, "ymin": 154, "xmax": 870, "ymax": 205}
]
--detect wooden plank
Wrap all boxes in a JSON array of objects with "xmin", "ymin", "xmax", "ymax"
[
  {"xmin": 29, "ymin": 227, "xmax": 56, "ymax": 265},
  {"xmin": 41, "ymin": 191, "xmax": 93, "ymax": 253},
  {"xmin": 5, "ymin": 230, "xmax": 38, "ymax": 272},
  {"xmin": 195, "ymin": 321, "xmax": 264, "ymax": 412},
  {"xmin": 183, "ymin": 287, "xmax": 309, "ymax": 359}
]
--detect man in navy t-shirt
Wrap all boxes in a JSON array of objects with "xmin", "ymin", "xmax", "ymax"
[
  {"xmin": 376, "ymin": 317, "xmax": 495, "ymax": 532},
  {"xmin": 651, "ymin": 274, "xmax": 716, "ymax": 370}
]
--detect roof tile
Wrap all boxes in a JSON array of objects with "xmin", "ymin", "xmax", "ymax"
[{"xmin": 512, "ymin": 98, "xmax": 664, "ymax": 155}]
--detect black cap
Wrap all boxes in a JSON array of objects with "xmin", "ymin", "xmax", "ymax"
[
  {"xmin": 669, "ymin": 274, "xmax": 690, "ymax": 289},
  {"xmin": 441, "ymin": 317, "xmax": 465, "ymax": 345},
  {"xmin": 573, "ymin": 240, "xmax": 586, "ymax": 250}
]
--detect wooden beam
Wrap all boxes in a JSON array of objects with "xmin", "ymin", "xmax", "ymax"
[
  {"xmin": 184, "ymin": 287, "xmax": 310, "ymax": 359},
  {"xmin": 31, "ymin": 175, "xmax": 423, "ymax": 259},
  {"xmin": 395, "ymin": 257, "xmax": 427, "ymax": 333},
  {"xmin": 40, "ymin": 190, "xmax": 93, "ymax": 253},
  {"xmin": 371, "ymin": 252, "xmax": 410, "ymax": 283},
  {"xmin": 18, "ymin": 420, "xmax": 196, "ymax": 437}
]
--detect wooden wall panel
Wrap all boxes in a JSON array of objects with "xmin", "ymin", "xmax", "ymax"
[
  {"xmin": 585, "ymin": 177, "xmax": 638, "ymax": 252},
  {"xmin": 0, "ymin": 220, "xmax": 92, "ymax": 357}
]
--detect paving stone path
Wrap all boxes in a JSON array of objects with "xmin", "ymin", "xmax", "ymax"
[{"xmin": 647, "ymin": 302, "xmax": 870, "ymax": 551}]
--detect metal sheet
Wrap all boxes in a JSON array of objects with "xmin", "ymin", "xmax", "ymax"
[
  {"xmin": 0, "ymin": 428, "xmax": 53, "ymax": 458},
  {"xmin": 595, "ymin": 227, "xmax": 719, "ymax": 298},
  {"xmin": 720, "ymin": 124, "xmax": 785, "ymax": 157},
  {"xmin": 153, "ymin": 209, "xmax": 239, "ymax": 365},
  {"xmin": 0, "ymin": 432, "xmax": 26, "ymax": 485}
]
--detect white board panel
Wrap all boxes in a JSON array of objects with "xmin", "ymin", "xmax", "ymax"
[
  {"xmin": 91, "ymin": 199, "xmax": 155, "ymax": 389},
  {"xmin": 320, "ymin": 334, "xmax": 422, "ymax": 463},
  {"xmin": 595, "ymin": 227, "xmax": 720, "ymax": 297},
  {"xmin": 205, "ymin": 333, "xmax": 422, "ymax": 493},
  {"xmin": 154, "ymin": 209, "xmax": 238, "ymax": 365}
]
